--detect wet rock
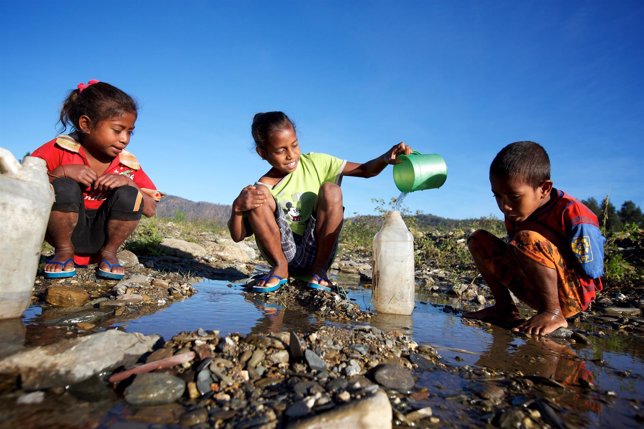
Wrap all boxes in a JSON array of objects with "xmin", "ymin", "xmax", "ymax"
[
  {"xmin": 287, "ymin": 390, "xmax": 391, "ymax": 429},
  {"xmin": 372, "ymin": 363, "xmax": 414, "ymax": 391},
  {"xmin": 305, "ymin": 349, "xmax": 327, "ymax": 372},
  {"xmin": 131, "ymin": 403, "xmax": 186, "ymax": 424},
  {"xmin": 549, "ymin": 328, "xmax": 573, "ymax": 339},
  {"xmin": 0, "ymin": 330, "xmax": 159, "ymax": 390},
  {"xmin": 180, "ymin": 407, "xmax": 209, "ymax": 426},
  {"xmin": 571, "ymin": 331, "xmax": 590, "ymax": 344},
  {"xmin": 146, "ymin": 347, "xmax": 175, "ymax": 363},
  {"xmin": 16, "ymin": 391, "xmax": 45, "ymax": 405},
  {"xmin": 46, "ymin": 285, "xmax": 90, "ymax": 307},
  {"xmin": 405, "ymin": 406, "xmax": 432, "ymax": 422},
  {"xmin": 124, "ymin": 372, "xmax": 185, "ymax": 405},
  {"xmin": 290, "ymin": 331, "xmax": 304, "ymax": 362},
  {"xmin": 603, "ymin": 307, "xmax": 641, "ymax": 317},
  {"xmin": 197, "ymin": 368, "xmax": 212, "ymax": 395}
]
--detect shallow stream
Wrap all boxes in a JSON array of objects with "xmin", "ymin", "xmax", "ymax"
[{"xmin": 3, "ymin": 274, "xmax": 643, "ymax": 428}]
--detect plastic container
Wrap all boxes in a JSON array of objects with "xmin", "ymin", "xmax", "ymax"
[
  {"xmin": 393, "ymin": 151, "xmax": 447, "ymax": 193},
  {"xmin": 0, "ymin": 148, "xmax": 54, "ymax": 319},
  {"xmin": 372, "ymin": 211, "xmax": 415, "ymax": 315}
]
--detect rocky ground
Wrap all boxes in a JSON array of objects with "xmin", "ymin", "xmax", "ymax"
[{"xmin": 0, "ymin": 221, "xmax": 642, "ymax": 428}]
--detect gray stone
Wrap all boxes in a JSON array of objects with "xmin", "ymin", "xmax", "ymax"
[
  {"xmin": 405, "ymin": 406, "xmax": 432, "ymax": 422},
  {"xmin": 287, "ymin": 390, "xmax": 392, "ymax": 429},
  {"xmin": 0, "ymin": 330, "xmax": 159, "ymax": 390},
  {"xmin": 197, "ymin": 368, "xmax": 212, "ymax": 395},
  {"xmin": 247, "ymin": 349, "xmax": 265, "ymax": 369},
  {"xmin": 603, "ymin": 307, "xmax": 641, "ymax": 317},
  {"xmin": 286, "ymin": 398, "xmax": 314, "ymax": 418},
  {"xmin": 290, "ymin": 331, "xmax": 304, "ymax": 362},
  {"xmin": 344, "ymin": 359, "xmax": 362, "ymax": 377},
  {"xmin": 180, "ymin": 407, "xmax": 209, "ymax": 426},
  {"xmin": 304, "ymin": 349, "xmax": 326, "ymax": 372},
  {"xmin": 160, "ymin": 238, "xmax": 208, "ymax": 259},
  {"xmin": 207, "ymin": 238, "xmax": 257, "ymax": 262},
  {"xmin": 373, "ymin": 363, "xmax": 414, "ymax": 391},
  {"xmin": 270, "ymin": 349, "xmax": 290, "ymax": 365},
  {"xmin": 117, "ymin": 250, "xmax": 139, "ymax": 268},
  {"xmin": 124, "ymin": 373, "xmax": 185, "ymax": 405}
]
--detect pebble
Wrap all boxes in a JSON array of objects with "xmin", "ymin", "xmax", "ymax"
[
  {"xmin": 124, "ymin": 373, "xmax": 186, "ymax": 405},
  {"xmin": 304, "ymin": 349, "xmax": 327, "ymax": 371},
  {"xmin": 373, "ymin": 363, "xmax": 415, "ymax": 391}
]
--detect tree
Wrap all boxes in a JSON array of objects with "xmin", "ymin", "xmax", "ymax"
[
  {"xmin": 582, "ymin": 197, "xmax": 601, "ymax": 219},
  {"xmin": 618, "ymin": 201, "xmax": 644, "ymax": 227}
]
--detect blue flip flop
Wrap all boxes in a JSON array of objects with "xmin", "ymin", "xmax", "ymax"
[
  {"xmin": 44, "ymin": 258, "xmax": 76, "ymax": 279},
  {"xmin": 97, "ymin": 259, "xmax": 125, "ymax": 280},
  {"xmin": 307, "ymin": 273, "xmax": 334, "ymax": 292},
  {"xmin": 252, "ymin": 275, "xmax": 288, "ymax": 293}
]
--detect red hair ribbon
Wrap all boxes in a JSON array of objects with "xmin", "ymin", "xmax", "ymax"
[{"xmin": 77, "ymin": 79, "xmax": 100, "ymax": 93}]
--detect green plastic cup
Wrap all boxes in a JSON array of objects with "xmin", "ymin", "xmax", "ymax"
[{"xmin": 393, "ymin": 151, "xmax": 447, "ymax": 192}]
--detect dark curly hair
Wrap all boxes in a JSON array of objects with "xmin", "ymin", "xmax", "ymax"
[{"xmin": 490, "ymin": 141, "xmax": 551, "ymax": 188}]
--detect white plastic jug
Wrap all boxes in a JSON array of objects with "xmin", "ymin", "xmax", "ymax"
[
  {"xmin": 372, "ymin": 211, "xmax": 415, "ymax": 315},
  {"xmin": 0, "ymin": 148, "xmax": 54, "ymax": 319}
]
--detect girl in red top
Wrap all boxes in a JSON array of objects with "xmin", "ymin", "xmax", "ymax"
[{"xmin": 32, "ymin": 80, "xmax": 160, "ymax": 280}]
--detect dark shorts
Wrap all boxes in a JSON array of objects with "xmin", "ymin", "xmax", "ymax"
[{"xmin": 51, "ymin": 178, "xmax": 143, "ymax": 255}]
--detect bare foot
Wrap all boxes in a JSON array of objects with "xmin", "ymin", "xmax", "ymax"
[
  {"xmin": 99, "ymin": 251, "xmax": 124, "ymax": 276},
  {"xmin": 463, "ymin": 305, "xmax": 522, "ymax": 326},
  {"xmin": 45, "ymin": 249, "xmax": 75, "ymax": 273},
  {"xmin": 512, "ymin": 309, "xmax": 568, "ymax": 336}
]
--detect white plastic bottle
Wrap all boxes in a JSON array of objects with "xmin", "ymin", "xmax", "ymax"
[
  {"xmin": 372, "ymin": 211, "xmax": 415, "ymax": 315},
  {"xmin": 0, "ymin": 148, "xmax": 54, "ymax": 319}
]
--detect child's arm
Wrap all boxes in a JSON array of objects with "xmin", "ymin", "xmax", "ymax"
[
  {"xmin": 48, "ymin": 164, "xmax": 98, "ymax": 186},
  {"xmin": 342, "ymin": 142, "xmax": 411, "ymax": 178},
  {"xmin": 228, "ymin": 185, "xmax": 267, "ymax": 242},
  {"xmin": 93, "ymin": 174, "xmax": 157, "ymax": 217}
]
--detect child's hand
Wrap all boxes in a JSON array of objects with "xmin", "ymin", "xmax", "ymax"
[
  {"xmin": 233, "ymin": 185, "xmax": 267, "ymax": 213},
  {"xmin": 61, "ymin": 164, "xmax": 98, "ymax": 187},
  {"xmin": 383, "ymin": 142, "xmax": 412, "ymax": 165},
  {"xmin": 93, "ymin": 173, "xmax": 134, "ymax": 192}
]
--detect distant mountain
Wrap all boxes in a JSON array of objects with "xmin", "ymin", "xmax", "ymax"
[
  {"xmin": 157, "ymin": 195, "xmax": 231, "ymax": 223},
  {"xmin": 156, "ymin": 195, "xmax": 501, "ymax": 229}
]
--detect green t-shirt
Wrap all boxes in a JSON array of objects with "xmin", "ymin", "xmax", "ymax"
[{"xmin": 260, "ymin": 152, "xmax": 346, "ymax": 236}]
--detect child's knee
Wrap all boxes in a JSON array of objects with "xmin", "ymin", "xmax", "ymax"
[
  {"xmin": 467, "ymin": 229, "xmax": 498, "ymax": 252},
  {"xmin": 51, "ymin": 178, "xmax": 82, "ymax": 211},
  {"xmin": 319, "ymin": 182, "xmax": 342, "ymax": 205},
  {"xmin": 512, "ymin": 230, "xmax": 549, "ymax": 247},
  {"xmin": 109, "ymin": 185, "xmax": 144, "ymax": 219}
]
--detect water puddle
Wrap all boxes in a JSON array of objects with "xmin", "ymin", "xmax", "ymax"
[{"xmin": 5, "ymin": 276, "xmax": 643, "ymax": 427}]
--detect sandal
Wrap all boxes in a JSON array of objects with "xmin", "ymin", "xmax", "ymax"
[
  {"xmin": 44, "ymin": 258, "xmax": 76, "ymax": 279},
  {"xmin": 97, "ymin": 259, "xmax": 125, "ymax": 280},
  {"xmin": 307, "ymin": 273, "xmax": 334, "ymax": 292},
  {"xmin": 252, "ymin": 275, "xmax": 288, "ymax": 293}
]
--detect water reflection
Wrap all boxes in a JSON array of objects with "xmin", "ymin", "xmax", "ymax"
[
  {"xmin": 242, "ymin": 292, "xmax": 321, "ymax": 335},
  {"xmin": 0, "ymin": 318, "xmax": 26, "ymax": 358}
]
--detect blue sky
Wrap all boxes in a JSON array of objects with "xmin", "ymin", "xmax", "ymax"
[{"xmin": 1, "ymin": 1, "xmax": 642, "ymax": 219}]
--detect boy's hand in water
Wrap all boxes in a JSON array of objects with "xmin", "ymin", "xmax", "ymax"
[
  {"xmin": 93, "ymin": 173, "xmax": 134, "ymax": 192},
  {"xmin": 233, "ymin": 185, "xmax": 267, "ymax": 213},
  {"xmin": 59, "ymin": 164, "xmax": 98, "ymax": 187},
  {"xmin": 383, "ymin": 142, "xmax": 412, "ymax": 165}
]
